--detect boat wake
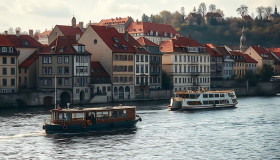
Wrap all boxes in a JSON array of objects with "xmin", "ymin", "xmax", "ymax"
[{"xmin": 0, "ymin": 131, "xmax": 45, "ymax": 141}]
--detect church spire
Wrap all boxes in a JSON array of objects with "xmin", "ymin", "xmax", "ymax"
[{"xmin": 240, "ymin": 27, "xmax": 248, "ymax": 53}]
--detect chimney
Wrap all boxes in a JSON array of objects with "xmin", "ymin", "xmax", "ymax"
[
  {"xmin": 29, "ymin": 29, "xmax": 33, "ymax": 37},
  {"xmin": 124, "ymin": 30, "xmax": 129, "ymax": 42},
  {"xmin": 4, "ymin": 31, "xmax": 8, "ymax": 36},
  {"xmin": 16, "ymin": 30, "xmax": 20, "ymax": 37},
  {"xmin": 79, "ymin": 22, "xmax": 84, "ymax": 30}
]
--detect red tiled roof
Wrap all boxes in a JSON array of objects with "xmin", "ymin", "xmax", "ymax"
[
  {"xmin": 5, "ymin": 34, "xmax": 42, "ymax": 48},
  {"xmin": 205, "ymin": 44, "xmax": 222, "ymax": 57},
  {"xmin": 126, "ymin": 22, "xmax": 177, "ymax": 37},
  {"xmin": 273, "ymin": 52, "xmax": 280, "ymax": 58},
  {"xmin": 251, "ymin": 46, "xmax": 274, "ymax": 60},
  {"xmin": 19, "ymin": 51, "xmax": 38, "ymax": 68},
  {"xmin": 242, "ymin": 53, "xmax": 258, "ymax": 63},
  {"xmin": 90, "ymin": 61, "xmax": 110, "ymax": 77},
  {"xmin": 56, "ymin": 25, "xmax": 83, "ymax": 41},
  {"xmin": 90, "ymin": 25, "xmax": 136, "ymax": 53},
  {"xmin": 206, "ymin": 43, "xmax": 216, "ymax": 49},
  {"xmin": 136, "ymin": 37, "xmax": 158, "ymax": 46},
  {"xmin": 39, "ymin": 36, "xmax": 90, "ymax": 55},
  {"xmin": 98, "ymin": 17, "xmax": 131, "ymax": 26},
  {"xmin": 229, "ymin": 51, "xmax": 246, "ymax": 62},
  {"xmin": 216, "ymin": 46, "xmax": 231, "ymax": 56},
  {"xmin": 205, "ymin": 12, "xmax": 222, "ymax": 17},
  {"xmin": 122, "ymin": 34, "xmax": 149, "ymax": 54},
  {"xmin": 160, "ymin": 36, "xmax": 203, "ymax": 53},
  {"xmin": 270, "ymin": 48, "xmax": 280, "ymax": 52},
  {"xmin": 0, "ymin": 35, "xmax": 14, "ymax": 46}
]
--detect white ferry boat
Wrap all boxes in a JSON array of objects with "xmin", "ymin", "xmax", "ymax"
[{"xmin": 168, "ymin": 90, "xmax": 238, "ymax": 110}]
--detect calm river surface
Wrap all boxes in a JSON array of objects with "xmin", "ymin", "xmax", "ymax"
[{"xmin": 0, "ymin": 96, "xmax": 280, "ymax": 160}]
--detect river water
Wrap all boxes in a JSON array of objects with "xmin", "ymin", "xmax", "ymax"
[{"xmin": 0, "ymin": 96, "xmax": 280, "ymax": 160}]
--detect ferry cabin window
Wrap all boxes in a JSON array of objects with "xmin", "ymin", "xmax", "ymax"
[
  {"xmin": 109, "ymin": 111, "xmax": 118, "ymax": 119},
  {"xmin": 190, "ymin": 94, "xmax": 199, "ymax": 99},
  {"xmin": 209, "ymin": 94, "xmax": 214, "ymax": 98},
  {"xmin": 215, "ymin": 100, "xmax": 220, "ymax": 104},
  {"xmin": 220, "ymin": 94, "xmax": 225, "ymax": 97},
  {"xmin": 97, "ymin": 111, "xmax": 109, "ymax": 120},
  {"xmin": 87, "ymin": 112, "xmax": 95, "ymax": 119},
  {"xmin": 72, "ymin": 113, "xmax": 85, "ymax": 121},
  {"xmin": 215, "ymin": 94, "xmax": 219, "ymax": 98},
  {"xmin": 209, "ymin": 100, "xmax": 215, "ymax": 104},
  {"xmin": 187, "ymin": 101, "xmax": 202, "ymax": 105},
  {"xmin": 203, "ymin": 94, "xmax": 208, "ymax": 98},
  {"xmin": 119, "ymin": 110, "xmax": 127, "ymax": 118},
  {"xmin": 203, "ymin": 101, "xmax": 209, "ymax": 105}
]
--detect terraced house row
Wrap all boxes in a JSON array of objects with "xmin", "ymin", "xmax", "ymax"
[{"xmin": 1, "ymin": 16, "xmax": 280, "ymax": 106}]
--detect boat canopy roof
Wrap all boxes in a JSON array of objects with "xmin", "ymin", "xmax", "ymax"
[
  {"xmin": 51, "ymin": 106, "xmax": 136, "ymax": 113},
  {"xmin": 174, "ymin": 90, "xmax": 235, "ymax": 95}
]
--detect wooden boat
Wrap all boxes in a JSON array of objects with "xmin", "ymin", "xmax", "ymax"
[
  {"xmin": 43, "ymin": 105, "xmax": 142, "ymax": 134},
  {"xmin": 168, "ymin": 89, "xmax": 238, "ymax": 110}
]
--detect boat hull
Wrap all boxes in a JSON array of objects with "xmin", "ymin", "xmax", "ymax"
[
  {"xmin": 43, "ymin": 119, "xmax": 140, "ymax": 134},
  {"xmin": 181, "ymin": 104, "xmax": 237, "ymax": 110}
]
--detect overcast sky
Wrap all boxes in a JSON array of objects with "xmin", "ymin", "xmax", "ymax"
[{"xmin": 0, "ymin": 0, "xmax": 278, "ymax": 33}]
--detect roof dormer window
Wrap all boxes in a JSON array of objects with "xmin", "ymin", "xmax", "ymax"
[
  {"xmin": 156, "ymin": 31, "xmax": 158, "ymax": 36},
  {"xmin": 50, "ymin": 46, "xmax": 55, "ymax": 52},
  {"xmin": 164, "ymin": 32, "xmax": 167, "ymax": 37},
  {"xmin": 9, "ymin": 47, "xmax": 13, "ymax": 53},
  {"xmin": 113, "ymin": 44, "xmax": 119, "ymax": 49},
  {"xmin": 22, "ymin": 41, "xmax": 29, "ymax": 46},
  {"xmin": 2, "ymin": 47, "xmax": 7, "ymax": 52},
  {"xmin": 113, "ymin": 37, "xmax": 119, "ymax": 43},
  {"xmin": 170, "ymin": 33, "xmax": 173, "ymax": 37},
  {"xmin": 122, "ymin": 45, "xmax": 127, "ymax": 50},
  {"xmin": 59, "ymin": 48, "xmax": 64, "ymax": 52},
  {"xmin": 150, "ymin": 30, "xmax": 153, "ymax": 36}
]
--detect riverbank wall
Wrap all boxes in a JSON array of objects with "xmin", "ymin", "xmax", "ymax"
[{"xmin": 0, "ymin": 81, "xmax": 279, "ymax": 108}]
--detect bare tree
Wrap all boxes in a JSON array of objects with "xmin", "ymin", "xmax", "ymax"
[
  {"xmin": 198, "ymin": 3, "xmax": 207, "ymax": 17},
  {"xmin": 236, "ymin": 5, "xmax": 248, "ymax": 17},
  {"xmin": 264, "ymin": 6, "xmax": 273, "ymax": 19},
  {"xmin": 8, "ymin": 27, "xmax": 14, "ymax": 34},
  {"xmin": 216, "ymin": 9, "xmax": 224, "ymax": 17},
  {"xmin": 256, "ymin": 6, "xmax": 265, "ymax": 20},
  {"xmin": 209, "ymin": 4, "xmax": 216, "ymax": 12},
  {"xmin": 15, "ymin": 27, "xmax": 21, "ymax": 33},
  {"xmin": 181, "ymin": 7, "xmax": 185, "ymax": 21}
]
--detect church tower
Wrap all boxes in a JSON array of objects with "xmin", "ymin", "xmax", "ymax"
[
  {"xmin": 72, "ymin": 16, "xmax": 76, "ymax": 28},
  {"xmin": 240, "ymin": 27, "xmax": 248, "ymax": 53}
]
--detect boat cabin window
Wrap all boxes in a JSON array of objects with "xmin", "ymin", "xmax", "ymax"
[
  {"xmin": 220, "ymin": 100, "xmax": 229, "ymax": 104},
  {"xmin": 228, "ymin": 93, "xmax": 234, "ymax": 97},
  {"xmin": 119, "ymin": 110, "xmax": 127, "ymax": 118},
  {"xmin": 203, "ymin": 94, "xmax": 208, "ymax": 98},
  {"xmin": 87, "ymin": 112, "xmax": 95, "ymax": 120},
  {"xmin": 209, "ymin": 94, "xmax": 214, "ymax": 98},
  {"xmin": 57, "ymin": 112, "xmax": 70, "ymax": 121},
  {"xmin": 215, "ymin": 94, "xmax": 219, "ymax": 98},
  {"xmin": 190, "ymin": 94, "xmax": 200, "ymax": 99},
  {"xmin": 203, "ymin": 101, "xmax": 209, "ymax": 105},
  {"xmin": 109, "ymin": 111, "xmax": 118, "ymax": 119},
  {"xmin": 220, "ymin": 94, "xmax": 225, "ymax": 97},
  {"xmin": 215, "ymin": 100, "xmax": 220, "ymax": 104},
  {"xmin": 209, "ymin": 100, "xmax": 215, "ymax": 104},
  {"xmin": 97, "ymin": 111, "xmax": 109, "ymax": 120},
  {"xmin": 72, "ymin": 113, "xmax": 85, "ymax": 121},
  {"xmin": 187, "ymin": 101, "xmax": 202, "ymax": 105}
]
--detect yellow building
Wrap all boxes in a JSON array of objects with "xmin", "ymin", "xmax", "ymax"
[
  {"xmin": 0, "ymin": 35, "xmax": 19, "ymax": 93},
  {"xmin": 229, "ymin": 51, "xmax": 246, "ymax": 79}
]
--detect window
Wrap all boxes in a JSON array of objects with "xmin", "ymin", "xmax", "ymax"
[
  {"xmin": 2, "ymin": 79, "xmax": 7, "ymax": 86},
  {"xmin": 43, "ymin": 67, "xmax": 47, "ymax": 75},
  {"xmin": 2, "ymin": 47, "xmax": 7, "ymax": 52},
  {"xmin": 64, "ymin": 67, "xmax": 69, "ymax": 74},
  {"xmin": 64, "ymin": 56, "xmax": 69, "ymax": 64},
  {"xmin": 128, "ymin": 66, "xmax": 133, "ymax": 72},
  {"xmin": 9, "ymin": 47, "xmax": 13, "ymax": 52},
  {"xmin": 48, "ymin": 56, "xmax": 52, "ymax": 64},
  {"xmin": 119, "ymin": 110, "xmax": 127, "ymax": 117},
  {"xmin": 48, "ymin": 67, "xmax": 52, "ymax": 75},
  {"xmin": 97, "ymin": 111, "xmax": 109, "ymax": 120},
  {"xmin": 203, "ymin": 94, "xmax": 208, "ymax": 98},
  {"xmin": 58, "ymin": 78, "xmax": 62, "ymax": 86},
  {"xmin": 94, "ymin": 39, "xmax": 97, "ymax": 44},
  {"xmin": 175, "ymin": 55, "xmax": 177, "ymax": 62},
  {"xmin": 11, "ymin": 68, "xmax": 15, "ymax": 75},
  {"xmin": 72, "ymin": 113, "xmax": 85, "ymax": 121},
  {"xmin": 145, "ymin": 55, "xmax": 148, "ymax": 62},
  {"xmin": 2, "ymin": 68, "xmax": 7, "ymax": 75},
  {"xmin": 11, "ymin": 79, "xmax": 15, "ymax": 86},
  {"xmin": 11, "ymin": 57, "xmax": 15, "ymax": 64},
  {"xmin": 2, "ymin": 57, "xmax": 7, "ymax": 64},
  {"xmin": 114, "ymin": 55, "xmax": 118, "ymax": 61},
  {"xmin": 64, "ymin": 78, "xmax": 69, "ymax": 86},
  {"xmin": 57, "ymin": 56, "xmax": 62, "ymax": 64},
  {"xmin": 43, "ymin": 57, "xmax": 48, "ymax": 64},
  {"xmin": 57, "ymin": 67, "xmax": 62, "ymax": 75}
]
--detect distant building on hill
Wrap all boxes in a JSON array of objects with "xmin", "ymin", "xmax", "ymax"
[
  {"xmin": 98, "ymin": 17, "xmax": 134, "ymax": 33},
  {"xmin": 268, "ymin": 5, "xmax": 280, "ymax": 20}
]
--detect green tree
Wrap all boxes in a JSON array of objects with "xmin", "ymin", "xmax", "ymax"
[
  {"xmin": 260, "ymin": 64, "xmax": 274, "ymax": 81},
  {"xmin": 142, "ymin": 14, "xmax": 149, "ymax": 22}
]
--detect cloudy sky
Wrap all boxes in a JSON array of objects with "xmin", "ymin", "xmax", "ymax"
[{"xmin": 0, "ymin": 0, "xmax": 278, "ymax": 33}]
